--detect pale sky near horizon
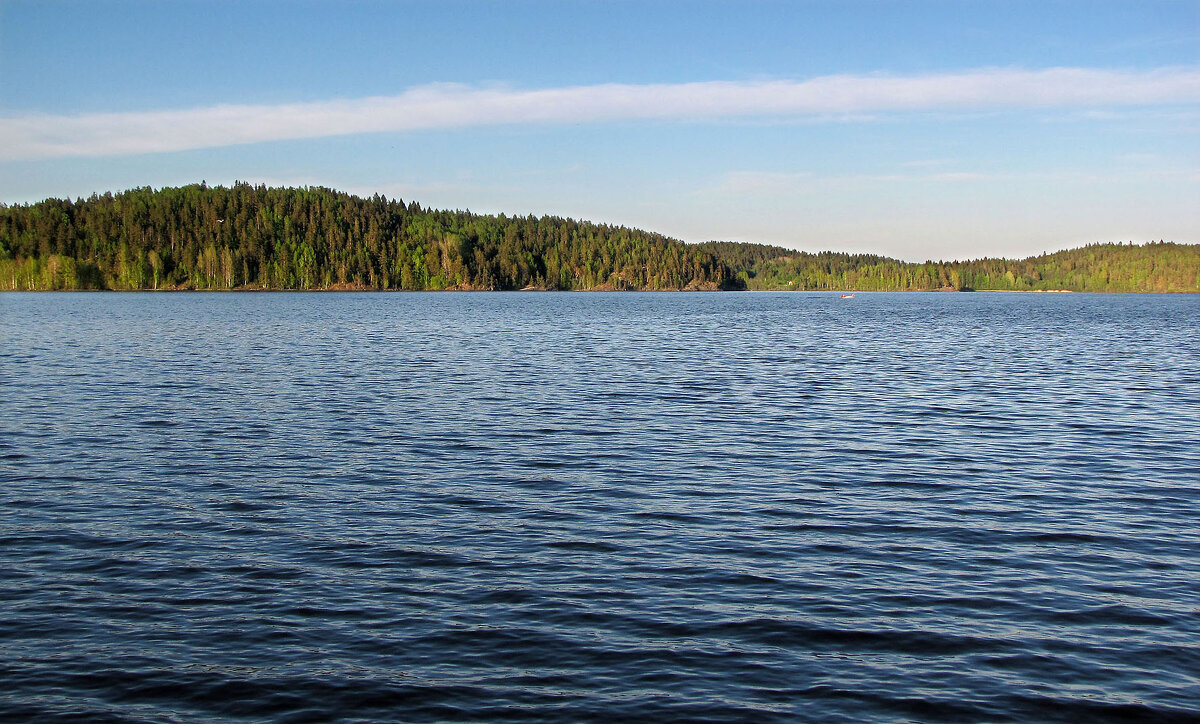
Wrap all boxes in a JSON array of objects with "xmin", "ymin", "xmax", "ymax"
[{"xmin": 1, "ymin": 0, "xmax": 1197, "ymax": 261}]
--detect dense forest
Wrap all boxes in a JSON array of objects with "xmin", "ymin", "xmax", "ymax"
[
  {"xmin": 0, "ymin": 183, "xmax": 735, "ymax": 292},
  {"xmin": 705, "ymin": 240, "xmax": 1200, "ymax": 293},
  {"xmin": 1, "ymin": 183, "xmax": 1196, "ymax": 292}
]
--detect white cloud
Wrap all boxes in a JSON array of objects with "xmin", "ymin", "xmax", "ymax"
[
  {"xmin": 900, "ymin": 158, "xmax": 959, "ymax": 169},
  {"xmin": 707, "ymin": 165, "xmax": 1197, "ymax": 199},
  {"xmin": 930, "ymin": 172, "xmax": 989, "ymax": 181},
  {"xmin": 708, "ymin": 169, "xmax": 994, "ymax": 197},
  {"xmin": 2, "ymin": 66, "xmax": 1199, "ymax": 160}
]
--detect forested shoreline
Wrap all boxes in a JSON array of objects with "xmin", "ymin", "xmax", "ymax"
[{"xmin": 2, "ymin": 183, "xmax": 1196, "ymax": 292}]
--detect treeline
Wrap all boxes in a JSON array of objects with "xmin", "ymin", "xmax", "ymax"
[
  {"xmin": 0, "ymin": 183, "xmax": 735, "ymax": 291},
  {"xmin": 1, "ymin": 183, "xmax": 1196, "ymax": 292},
  {"xmin": 715, "ymin": 241, "xmax": 1200, "ymax": 292}
]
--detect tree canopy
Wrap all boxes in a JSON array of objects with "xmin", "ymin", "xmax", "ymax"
[
  {"xmin": 704, "ymin": 240, "xmax": 1200, "ymax": 293},
  {"xmin": 0, "ymin": 183, "xmax": 733, "ymax": 292},
  {"xmin": 1, "ymin": 183, "xmax": 1195, "ymax": 292}
]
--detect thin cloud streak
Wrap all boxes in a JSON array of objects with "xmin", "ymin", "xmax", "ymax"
[{"xmin": 3, "ymin": 66, "xmax": 1199, "ymax": 160}]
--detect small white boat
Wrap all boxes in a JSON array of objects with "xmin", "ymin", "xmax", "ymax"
[{"xmin": 841, "ymin": 293, "xmax": 855, "ymax": 298}]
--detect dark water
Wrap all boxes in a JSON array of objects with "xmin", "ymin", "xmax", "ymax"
[{"xmin": 2, "ymin": 291, "xmax": 1198, "ymax": 722}]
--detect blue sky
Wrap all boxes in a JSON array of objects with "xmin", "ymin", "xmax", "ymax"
[{"xmin": 1, "ymin": 0, "xmax": 1197, "ymax": 260}]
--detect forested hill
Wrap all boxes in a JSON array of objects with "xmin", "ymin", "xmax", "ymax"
[
  {"xmin": 1, "ymin": 183, "xmax": 1196, "ymax": 292},
  {"xmin": 700, "ymin": 240, "xmax": 1200, "ymax": 293},
  {"xmin": 0, "ymin": 183, "xmax": 736, "ymax": 292}
]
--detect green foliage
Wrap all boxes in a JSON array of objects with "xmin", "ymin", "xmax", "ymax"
[
  {"xmin": 0, "ymin": 184, "xmax": 1195, "ymax": 292},
  {"xmin": 696, "ymin": 240, "xmax": 1200, "ymax": 293},
  {"xmin": 0, "ymin": 183, "xmax": 732, "ymax": 291}
]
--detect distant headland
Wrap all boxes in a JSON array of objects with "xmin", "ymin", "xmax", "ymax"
[{"xmin": 2, "ymin": 183, "xmax": 1196, "ymax": 292}]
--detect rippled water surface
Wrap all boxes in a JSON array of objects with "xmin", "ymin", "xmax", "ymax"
[{"xmin": 2, "ymin": 291, "xmax": 1198, "ymax": 722}]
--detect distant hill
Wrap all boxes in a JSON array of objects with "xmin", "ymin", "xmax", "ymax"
[
  {"xmin": 1, "ymin": 183, "xmax": 1196, "ymax": 292},
  {"xmin": 697, "ymin": 240, "xmax": 1200, "ymax": 293}
]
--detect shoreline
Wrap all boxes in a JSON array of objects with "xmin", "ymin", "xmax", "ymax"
[{"xmin": 6, "ymin": 287, "xmax": 1195, "ymax": 295}]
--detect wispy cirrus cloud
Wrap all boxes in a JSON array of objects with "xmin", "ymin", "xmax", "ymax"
[
  {"xmin": 708, "ymin": 164, "xmax": 1198, "ymax": 199},
  {"xmin": 3, "ymin": 66, "xmax": 1199, "ymax": 161},
  {"xmin": 709, "ymin": 169, "xmax": 993, "ymax": 197}
]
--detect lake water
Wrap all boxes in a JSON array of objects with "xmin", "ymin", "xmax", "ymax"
[{"xmin": 1, "ymin": 291, "xmax": 1198, "ymax": 722}]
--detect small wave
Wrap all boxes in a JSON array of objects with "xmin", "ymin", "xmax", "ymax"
[
  {"xmin": 1045, "ymin": 604, "xmax": 1175, "ymax": 627},
  {"xmin": 545, "ymin": 539, "xmax": 623, "ymax": 553}
]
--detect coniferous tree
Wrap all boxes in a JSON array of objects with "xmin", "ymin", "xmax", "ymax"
[{"xmin": 1, "ymin": 184, "xmax": 1195, "ymax": 292}]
